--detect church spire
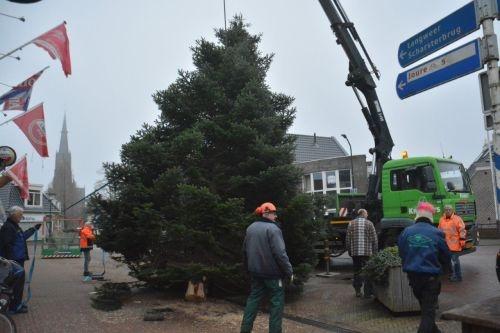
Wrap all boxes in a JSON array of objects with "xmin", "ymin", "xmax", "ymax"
[{"xmin": 59, "ymin": 114, "xmax": 69, "ymax": 153}]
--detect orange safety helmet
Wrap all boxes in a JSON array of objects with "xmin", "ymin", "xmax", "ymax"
[{"xmin": 255, "ymin": 202, "xmax": 277, "ymax": 216}]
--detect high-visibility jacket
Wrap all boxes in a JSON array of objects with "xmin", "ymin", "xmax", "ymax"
[
  {"xmin": 79, "ymin": 226, "xmax": 95, "ymax": 249},
  {"xmin": 438, "ymin": 213, "xmax": 466, "ymax": 252}
]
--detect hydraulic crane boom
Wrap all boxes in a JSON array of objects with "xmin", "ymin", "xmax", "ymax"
[{"xmin": 318, "ymin": 0, "xmax": 394, "ymax": 204}]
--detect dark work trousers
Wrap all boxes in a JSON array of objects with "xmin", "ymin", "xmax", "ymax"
[
  {"xmin": 240, "ymin": 277, "xmax": 284, "ymax": 333},
  {"xmin": 10, "ymin": 260, "xmax": 26, "ymax": 311},
  {"xmin": 408, "ymin": 273, "xmax": 442, "ymax": 333},
  {"xmin": 352, "ymin": 256, "xmax": 372, "ymax": 296}
]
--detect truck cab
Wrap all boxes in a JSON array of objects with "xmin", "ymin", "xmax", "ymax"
[{"xmin": 381, "ymin": 157, "xmax": 478, "ymax": 251}]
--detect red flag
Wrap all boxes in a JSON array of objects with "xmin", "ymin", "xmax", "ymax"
[
  {"xmin": 33, "ymin": 23, "xmax": 71, "ymax": 77},
  {"xmin": 13, "ymin": 103, "xmax": 49, "ymax": 157},
  {"xmin": 5, "ymin": 156, "xmax": 29, "ymax": 200}
]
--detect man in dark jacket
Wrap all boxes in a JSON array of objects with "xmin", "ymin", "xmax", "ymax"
[
  {"xmin": 398, "ymin": 202, "xmax": 451, "ymax": 333},
  {"xmin": 0, "ymin": 206, "xmax": 41, "ymax": 313},
  {"xmin": 240, "ymin": 202, "xmax": 293, "ymax": 333}
]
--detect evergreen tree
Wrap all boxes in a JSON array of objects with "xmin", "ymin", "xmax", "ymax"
[{"xmin": 95, "ymin": 16, "xmax": 318, "ymax": 294}]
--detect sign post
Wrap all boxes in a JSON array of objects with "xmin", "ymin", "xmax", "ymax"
[
  {"xmin": 397, "ymin": 0, "xmax": 500, "ymax": 231},
  {"xmin": 397, "ymin": 39, "xmax": 483, "ymax": 99},
  {"xmin": 480, "ymin": 4, "xmax": 500, "ymax": 232},
  {"xmin": 398, "ymin": 1, "xmax": 481, "ymax": 67}
]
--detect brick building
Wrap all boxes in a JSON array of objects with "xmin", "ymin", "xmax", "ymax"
[{"xmin": 291, "ymin": 133, "xmax": 368, "ymax": 196}]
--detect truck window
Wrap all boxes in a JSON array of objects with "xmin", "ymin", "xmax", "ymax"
[
  {"xmin": 438, "ymin": 162, "xmax": 469, "ymax": 192},
  {"xmin": 390, "ymin": 166, "xmax": 435, "ymax": 192}
]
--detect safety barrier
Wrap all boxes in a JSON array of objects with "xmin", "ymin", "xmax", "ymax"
[{"xmin": 41, "ymin": 218, "xmax": 82, "ymax": 259}]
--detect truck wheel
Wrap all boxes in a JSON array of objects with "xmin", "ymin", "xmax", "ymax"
[{"xmin": 380, "ymin": 229, "xmax": 402, "ymax": 248}]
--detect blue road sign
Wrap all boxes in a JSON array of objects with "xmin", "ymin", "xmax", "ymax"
[
  {"xmin": 396, "ymin": 39, "xmax": 483, "ymax": 99},
  {"xmin": 398, "ymin": 1, "xmax": 479, "ymax": 68}
]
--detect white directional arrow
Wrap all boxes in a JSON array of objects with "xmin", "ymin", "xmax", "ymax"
[
  {"xmin": 397, "ymin": 81, "xmax": 406, "ymax": 90},
  {"xmin": 399, "ymin": 50, "xmax": 407, "ymax": 60}
]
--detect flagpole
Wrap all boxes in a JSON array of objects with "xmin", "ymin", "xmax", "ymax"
[
  {"xmin": 0, "ymin": 53, "xmax": 20, "ymax": 61},
  {"xmin": 0, "ymin": 102, "xmax": 42, "ymax": 127},
  {"xmin": 0, "ymin": 66, "xmax": 49, "ymax": 89},
  {"xmin": 0, "ymin": 12, "xmax": 25, "ymax": 22},
  {"xmin": 0, "ymin": 39, "xmax": 35, "ymax": 62},
  {"xmin": 0, "ymin": 22, "xmax": 66, "ymax": 62},
  {"xmin": 0, "ymin": 66, "xmax": 50, "ymax": 89}
]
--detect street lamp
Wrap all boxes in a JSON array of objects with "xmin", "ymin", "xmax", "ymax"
[
  {"xmin": 341, "ymin": 134, "xmax": 355, "ymax": 192},
  {"xmin": 47, "ymin": 192, "xmax": 56, "ymax": 237}
]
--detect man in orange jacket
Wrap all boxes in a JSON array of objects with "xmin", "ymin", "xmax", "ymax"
[
  {"xmin": 438, "ymin": 205, "xmax": 466, "ymax": 282},
  {"xmin": 79, "ymin": 222, "xmax": 96, "ymax": 276}
]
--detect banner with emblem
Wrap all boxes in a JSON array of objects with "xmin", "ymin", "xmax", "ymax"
[
  {"xmin": 5, "ymin": 155, "xmax": 29, "ymax": 199},
  {"xmin": 0, "ymin": 22, "xmax": 71, "ymax": 78},
  {"xmin": 33, "ymin": 22, "xmax": 71, "ymax": 77},
  {"xmin": 13, "ymin": 103, "xmax": 49, "ymax": 157},
  {"xmin": 0, "ymin": 67, "xmax": 47, "ymax": 112}
]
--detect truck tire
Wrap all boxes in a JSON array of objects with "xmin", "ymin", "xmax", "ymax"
[{"xmin": 380, "ymin": 228, "xmax": 402, "ymax": 249}]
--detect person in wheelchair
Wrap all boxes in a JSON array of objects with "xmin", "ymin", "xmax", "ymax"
[
  {"xmin": 0, "ymin": 206, "xmax": 40, "ymax": 314},
  {"xmin": 0, "ymin": 257, "xmax": 24, "ymax": 313}
]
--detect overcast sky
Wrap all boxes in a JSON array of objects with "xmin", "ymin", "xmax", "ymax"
[{"xmin": 0, "ymin": 0, "xmax": 496, "ymax": 194}]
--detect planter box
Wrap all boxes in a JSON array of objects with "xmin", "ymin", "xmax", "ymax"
[{"xmin": 373, "ymin": 266, "xmax": 420, "ymax": 313}]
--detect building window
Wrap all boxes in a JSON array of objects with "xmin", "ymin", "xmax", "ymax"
[
  {"xmin": 339, "ymin": 169, "xmax": 352, "ymax": 188},
  {"xmin": 302, "ymin": 169, "xmax": 352, "ymax": 194},
  {"xmin": 313, "ymin": 172, "xmax": 323, "ymax": 192},
  {"xmin": 303, "ymin": 174, "xmax": 311, "ymax": 192},
  {"xmin": 325, "ymin": 171, "xmax": 336, "ymax": 189},
  {"xmin": 26, "ymin": 190, "xmax": 42, "ymax": 207}
]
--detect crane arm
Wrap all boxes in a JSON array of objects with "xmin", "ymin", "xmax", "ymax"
[{"xmin": 318, "ymin": 0, "xmax": 394, "ymax": 201}]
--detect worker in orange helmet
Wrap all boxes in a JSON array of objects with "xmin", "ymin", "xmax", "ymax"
[
  {"xmin": 240, "ymin": 202, "xmax": 293, "ymax": 333},
  {"xmin": 79, "ymin": 222, "xmax": 96, "ymax": 277},
  {"xmin": 438, "ymin": 204, "xmax": 466, "ymax": 282}
]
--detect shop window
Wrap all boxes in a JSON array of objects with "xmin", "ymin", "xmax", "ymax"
[
  {"xmin": 339, "ymin": 169, "xmax": 352, "ymax": 188},
  {"xmin": 26, "ymin": 190, "xmax": 42, "ymax": 207},
  {"xmin": 313, "ymin": 172, "xmax": 323, "ymax": 192}
]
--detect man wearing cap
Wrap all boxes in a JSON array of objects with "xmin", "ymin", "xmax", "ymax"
[
  {"xmin": 346, "ymin": 208, "xmax": 378, "ymax": 298},
  {"xmin": 240, "ymin": 202, "xmax": 293, "ymax": 333},
  {"xmin": 398, "ymin": 202, "xmax": 451, "ymax": 333},
  {"xmin": 438, "ymin": 205, "xmax": 466, "ymax": 282}
]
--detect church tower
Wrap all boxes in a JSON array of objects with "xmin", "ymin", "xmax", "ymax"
[{"xmin": 49, "ymin": 115, "xmax": 85, "ymax": 218}]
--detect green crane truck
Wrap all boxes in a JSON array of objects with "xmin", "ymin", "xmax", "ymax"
[{"xmin": 317, "ymin": 0, "xmax": 478, "ymax": 254}]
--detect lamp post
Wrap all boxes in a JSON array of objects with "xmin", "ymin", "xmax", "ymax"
[
  {"xmin": 341, "ymin": 134, "xmax": 355, "ymax": 192},
  {"xmin": 47, "ymin": 192, "xmax": 56, "ymax": 237}
]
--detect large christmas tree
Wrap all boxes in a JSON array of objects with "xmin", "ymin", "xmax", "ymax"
[{"xmin": 95, "ymin": 17, "xmax": 318, "ymax": 294}]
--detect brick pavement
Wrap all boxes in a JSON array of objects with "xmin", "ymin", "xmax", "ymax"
[
  {"xmin": 11, "ymin": 248, "xmax": 332, "ymax": 333},
  {"xmin": 285, "ymin": 239, "xmax": 500, "ymax": 333},
  {"xmin": 10, "ymin": 240, "xmax": 500, "ymax": 333}
]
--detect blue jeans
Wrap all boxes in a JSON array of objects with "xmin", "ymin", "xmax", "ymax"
[
  {"xmin": 82, "ymin": 249, "xmax": 91, "ymax": 275},
  {"xmin": 450, "ymin": 253, "xmax": 461, "ymax": 280}
]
